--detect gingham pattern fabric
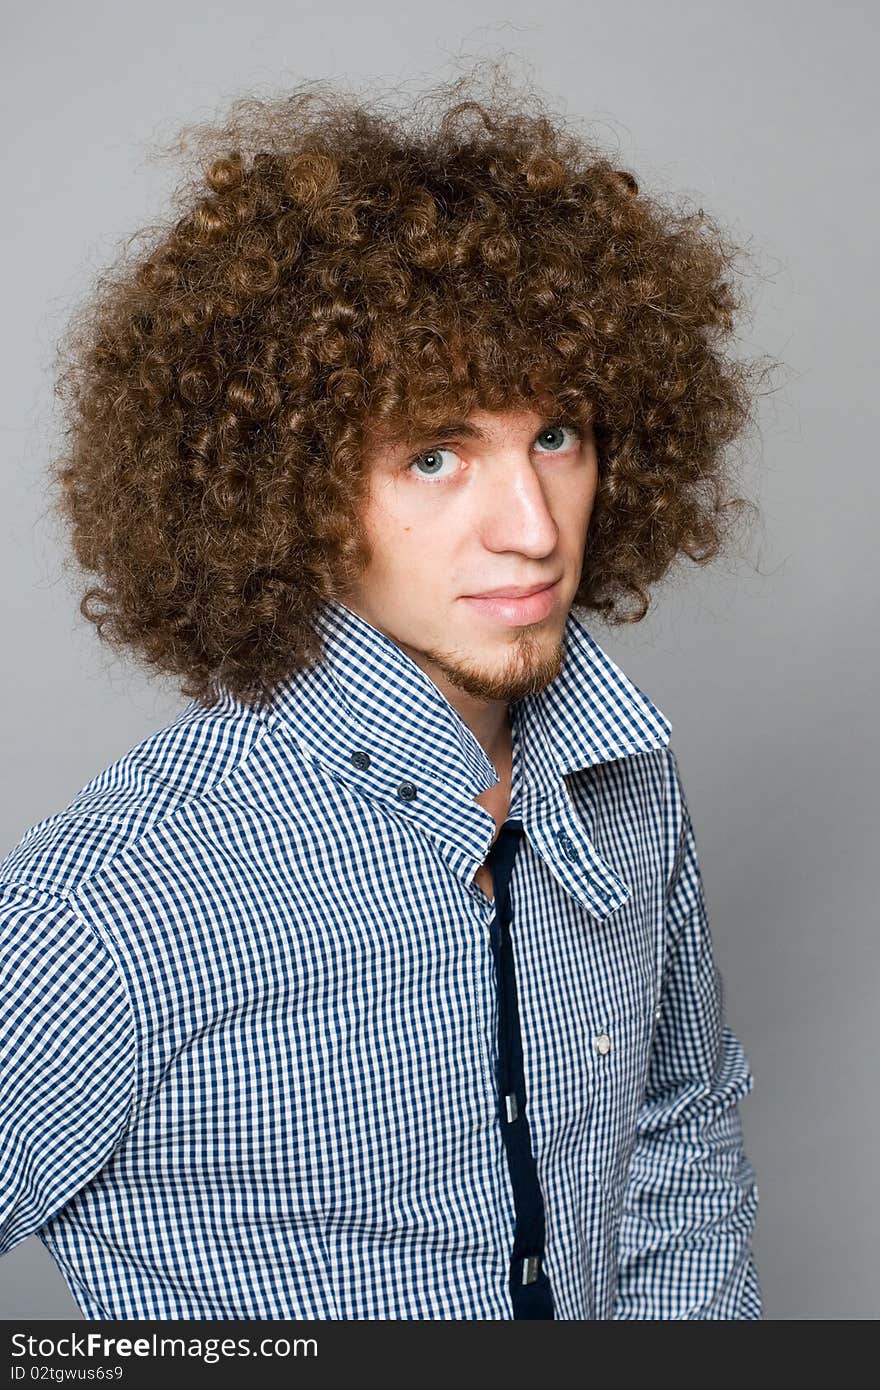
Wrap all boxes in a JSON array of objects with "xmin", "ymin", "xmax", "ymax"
[{"xmin": 0, "ymin": 599, "xmax": 762, "ymax": 1319}]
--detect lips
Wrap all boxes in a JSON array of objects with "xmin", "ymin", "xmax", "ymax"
[
  {"xmin": 465, "ymin": 579, "xmax": 560, "ymax": 599},
  {"xmin": 461, "ymin": 577, "xmax": 562, "ymax": 628}
]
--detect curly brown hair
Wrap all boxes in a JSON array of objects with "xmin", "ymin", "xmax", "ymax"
[{"xmin": 49, "ymin": 62, "xmax": 773, "ymax": 709}]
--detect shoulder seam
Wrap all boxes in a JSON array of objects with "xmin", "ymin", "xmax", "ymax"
[
  {"xmin": 0, "ymin": 873, "xmax": 140, "ymax": 1143},
  {"xmin": 2, "ymin": 713, "xmax": 276, "ymax": 901},
  {"xmin": 63, "ymin": 890, "xmax": 140, "ymax": 1142}
]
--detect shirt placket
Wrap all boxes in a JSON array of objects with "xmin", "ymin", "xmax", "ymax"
[{"xmin": 485, "ymin": 818, "xmax": 555, "ymax": 1320}]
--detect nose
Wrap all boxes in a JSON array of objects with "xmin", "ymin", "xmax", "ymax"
[{"xmin": 480, "ymin": 454, "xmax": 559, "ymax": 557}]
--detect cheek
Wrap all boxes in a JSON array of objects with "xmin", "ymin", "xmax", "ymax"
[
  {"xmin": 578, "ymin": 462, "xmax": 601, "ymax": 523},
  {"xmin": 360, "ymin": 493, "xmax": 405, "ymax": 566},
  {"xmin": 552, "ymin": 473, "xmax": 598, "ymax": 541},
  {"xmin": 365, "ymin": 517, "xmax": 432, "ymax": 590}
]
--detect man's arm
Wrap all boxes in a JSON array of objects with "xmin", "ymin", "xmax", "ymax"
[
  {"xmin": 611, "ymin": 748, "xmax": 763, "ymax": 1319},
  {"xmin": 0, "ymin": 879, "xmax": 135, "ymax": 1256}
]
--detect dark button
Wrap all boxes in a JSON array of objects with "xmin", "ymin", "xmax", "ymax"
[
  {"xmin": 396, "ymin": 781, "xmax": 418, "ymax": 802},
  {"xmin": 350, "ymin": 750, "xmax": 371, "ymax": 770},
  {"xmin": 557, "ymin": 831, "xmax": 578, "ymax": 862}
]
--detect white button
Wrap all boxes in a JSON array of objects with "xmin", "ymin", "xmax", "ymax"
[
  {"xmin": 522, "ymin": 1254, "xmax": 541, "ymax": 1284},
  {"xmin": 594, "ymin": 1032, "xmax": 612, "ymax": 1055},
  {"xmin": 654, "ymin": 1006, "xmax": 662, "ymax": 1020}
]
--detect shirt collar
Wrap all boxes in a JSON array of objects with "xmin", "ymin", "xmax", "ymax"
[{"xmin": 263, "ymin": 599, "xmax": 672, "ymax": 918}]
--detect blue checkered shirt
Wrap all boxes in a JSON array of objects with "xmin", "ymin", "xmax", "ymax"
[{"xmin": 0, "ymin": 600, "xmax": 762, "ymax": 1318}]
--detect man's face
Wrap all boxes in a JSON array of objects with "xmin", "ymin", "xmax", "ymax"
[{"xmin": 341, "ymin": 405, "xmax": 600, "ymax": 707}]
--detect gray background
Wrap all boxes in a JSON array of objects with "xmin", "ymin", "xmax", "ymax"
[{"xmin": 2, "ymin": 0, "xmax": 877, "ymax": 1321}]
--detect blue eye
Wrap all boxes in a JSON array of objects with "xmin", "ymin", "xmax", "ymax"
[
  {"xmin": 405, "ymin": 422, "xmax": 582, "ymax": 481},
  {"xmin": 407, "ymin": 447, "xmax": 458, "ymax": 479},
  {"xmin": 534, "ymin": 424, "xmax": 581, "ymax": 452}
]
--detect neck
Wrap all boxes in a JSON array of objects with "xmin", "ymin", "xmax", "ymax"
[
  {"xmin": 335, "ymin": 599, "xmax": 512, "ymax": 768},
  {"xmin": 452, "ymin": 690, "xmax": 512, "ymax": 769},
  {"xmin": 401, "ymin": 648, "xmax": 512, "ymax": 767}
]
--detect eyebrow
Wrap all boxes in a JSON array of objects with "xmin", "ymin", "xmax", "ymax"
[
  {"xmin": 408, "ymin": 419, "xmax": 492, "ymax": 444},
  {"xmin": 382, "ymin": 412, "xmax": 587, "ymax": 456}
]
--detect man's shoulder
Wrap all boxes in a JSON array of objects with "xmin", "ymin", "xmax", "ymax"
[{"xmin": 0, "ymin": 694, "xmax": 271, "ymax": 903}]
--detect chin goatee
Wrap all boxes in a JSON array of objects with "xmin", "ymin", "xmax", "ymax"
[{"xmin": 427, "ymin": 632, "xmax": 565, "ymax": 703}]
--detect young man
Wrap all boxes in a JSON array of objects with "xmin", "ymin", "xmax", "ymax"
[{"xmin": 0, "ymin": 75, "xmax": 763, "ymax": 1319}]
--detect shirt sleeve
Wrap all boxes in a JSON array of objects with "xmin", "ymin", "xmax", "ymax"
[
  {"xmin": 0, "ymin": 878, "xmax": 136, "ymax": 1257},
  {"xmin": 611, "ymin": 748, "xmax": 764, "ymax": 1319}
]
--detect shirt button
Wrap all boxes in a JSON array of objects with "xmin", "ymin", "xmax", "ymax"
[
  {"xmin": 557, "ymin": 831, "xmax": 579, "ymax": 862},
  {"xmin": 396, "ymin": 781, "xmax": 418, "ymax": 802},
  {"xmin": 350, "ymin": 750, "xmax": 371, "ymax": 770},
  {"xmin": 654, "ymin": 1005, "xmax": 662, "ymax": 1020},
  {"xmin": 594, "ymin": 1032, "xmax": 612, "ymax": 1056}
]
